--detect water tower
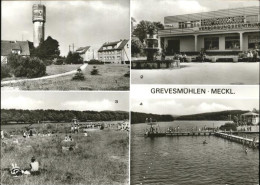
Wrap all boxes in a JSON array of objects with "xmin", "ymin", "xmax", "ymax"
[{"xmin": 32, "ymin": 4, "xmax": 46, "ymax": 48}]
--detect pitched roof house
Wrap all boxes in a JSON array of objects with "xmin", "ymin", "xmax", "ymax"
[
  {"xmin": 75, "ymin": 46, "xmax": 93, "ymax": 62},
  {"xmin": 98, "ymin": 39, "xmax": 130, "ymax": 64},
  {"xmin": 1, "ymin": 40, "xmax": 30, "ymax": 64}
]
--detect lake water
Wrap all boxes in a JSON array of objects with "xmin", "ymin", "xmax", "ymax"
[{"xmin": 131, "ymin": 121, "xmax": 259, "ymax": 185}]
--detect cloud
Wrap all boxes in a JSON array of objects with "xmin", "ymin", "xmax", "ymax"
[
  {"xmin": 187, "ymin": 102, "xmax": 233, "ymax": 114},
  {"xmin": 132, "ymin": 0, "xmax": 258, "ymax": 23},
  {"xmin": 131, "ymin": 99, "xmax": 236, "ymax": 115},
  {"xmin": 1, "ymin": 96, "xmax": 44, "ymax": 110},
  {"xmin": 62, "ymin": 99, "xmax": 114, "ymax": 111},
  {"xmin": 2, "ymin": 0, "xmax": 130, "ymax": 56}
]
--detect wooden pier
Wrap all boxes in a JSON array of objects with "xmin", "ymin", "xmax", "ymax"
[
  {"xmin": 145, "ymin": 131, "xmax": 214, "ymax": 137},
  {"xmin": 214, "ymin": 132, "xmax": 259, "ymax": 148},
  {"xmin": 145, "ymin": 131, "xmax": 259, "ymax": 148}
]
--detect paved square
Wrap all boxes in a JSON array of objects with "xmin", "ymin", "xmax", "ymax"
[{"xmin": 131, "ymin": 62, "xmax": 259, "ymax": 84}]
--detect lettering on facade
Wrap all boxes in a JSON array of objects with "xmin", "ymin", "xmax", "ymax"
[{"xmin": 199, "ymin": 22, "xmax": 260, "ymax": 31}]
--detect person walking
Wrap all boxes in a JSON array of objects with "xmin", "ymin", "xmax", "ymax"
[
  {"xmin": 249, "ymin": 50, "xmax": 253, "ymax": 62},
  {"xmin": 179, "ymin": 53, "xmax": 183, "ymax": 62},
  {"xmin": 253, "ymin": 49, "xmax": 258, "ymax": 62},
  {"xmin": 247, "ymin": 51, "xmax": 251, "ymax": 62},
  {"xmin": 183, "ymin": 53, "xmax": 187, "ymax": 62},
  {"xmin": 161, "ymin": 49, "xmax": 166, "ymax": 61}
]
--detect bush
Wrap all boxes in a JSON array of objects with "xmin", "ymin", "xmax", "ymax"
[
  {"xmin": 77, "ymin": 68, "xmax": 82, "ymax": 72},
  {"xmin": 88, "ymin": 59, "xmax": 104, "ymax": 65},
  {"xmin": 91, "ymin": 66, "xmax": 99, "ymax": 75},
  {"xmin": 124, "ymin": 71, "xmax": 130, "ymax": 77},
  {"xmin": 7, "ymin": 54, "xmax": 46, "ymax": 78},
  {"xmin": 55, "ymin": 58, "xmax": 65, "ymax": 65},
  {"xmin": 1, "ymin": 64, "xmax": 11, "ymax": 79},
  {"xmin": 72, "ymin": 71, "xmax": 85, "ymax": 81},
  {"xmin": 43, "ymin": 59, "xmax": 53, "ymax": 66},
  {"xmin": 219, "ymin": 122, "xmax": 237, "ymax": 131}
]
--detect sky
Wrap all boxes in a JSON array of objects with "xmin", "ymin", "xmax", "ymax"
[
  {"xmin": 1, "ymin": 0, "xmax": 130, "ymax": 56},
  {"xmin": 131, "ymin": 98, "xmax": 259, "ymax": 116},
  {"xmin": 131, "ymin": 85, "xmax": 259, "ymax": 115},
  {"xmin": 1, "ymin": 91, "xmax": 129, "ymax": 112},
  {"xmin": 132, "ymin": 0, "xmax": 259, "ymax": 23}
]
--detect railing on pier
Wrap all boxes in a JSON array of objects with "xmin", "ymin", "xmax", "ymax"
[
  {"xmin": 214, "ymin": 132, "xmax": 259, "ymax": 148},
  {"xmin": 145, "ymin": 131, "xmax": 259, "ymax": 149}
]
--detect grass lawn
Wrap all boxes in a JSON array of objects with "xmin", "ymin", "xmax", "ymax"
[
  {"xmin": 1, "ymin": 124, "xmax": 129, "ymax": 185},
  {"xmin": 1, "ymin": 65, "xmax": 81, "ymax": 82},
  {"xmin": 46, "ymin": 64, "xmax": 82, "ymax": 76},
  {"xmin": 2, "ymin": 64, "xmax": 130, "ymax": 90}
]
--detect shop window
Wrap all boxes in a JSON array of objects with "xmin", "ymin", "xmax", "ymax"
[
  {"xmin": 204, "ymin": 37, "xmax": 219, "ymax": 50},
  {"xmin": 248, "ymin": 35, "xmax": 260, "ymax": 49},
  {"xmin": 225, "ymin": 36, "xmax": 240, "ymax": 50}
]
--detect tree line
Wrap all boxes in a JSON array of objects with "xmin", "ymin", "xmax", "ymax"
[
  {"xmin": 131, "ymin": 112, "xmax": 174, "ymax": 124},
  {"xmin": 174, "ymin": 110, "xmax": 250, "ymax": 121},
  {"xmin": 1, "ymin": 109, "xmax": 129, "ymax": 124}
]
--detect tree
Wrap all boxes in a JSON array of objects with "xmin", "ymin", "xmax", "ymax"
[
  {"xmin": 252, "ymin": 108, "xmax": 259, "ymax": 113},
  {"xmin": 72, "ymin": 70, "xmax": 85, "ymax": 81},
  {"xmin": 1, "ymin": 64, "xmax": 11, "ymax": 80},
  {"xmin": 133, "ymin": 20, "xmax": 164, "ymax": 43},
  {"xmin": 31, "ymin": 36, "xmax": 60, "ymax": 61},
  {"xmin": 66, "ymin": 51, "xmax": 83, "ymax": 64},
  {"xmin": 233, "ymin": 115, "xmax": 239, "ymax": 125},
  {"xmin": 90, "ymin": 66, "xmax": 99, "ymax": 75},
  {"xmin": 131, "ymin": 39, "xmax": 143, "ymax": 56}
]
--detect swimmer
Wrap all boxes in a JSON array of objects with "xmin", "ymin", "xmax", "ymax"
[{"xmin": 203, "ymin": 140, "xmax": 207, "ymax": 144}]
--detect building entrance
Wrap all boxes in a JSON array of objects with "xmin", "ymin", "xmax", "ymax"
[{"xmin": 167, "ymin": 40, "xmax": 180, "ymax": 54}]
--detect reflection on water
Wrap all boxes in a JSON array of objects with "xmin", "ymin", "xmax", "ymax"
[{"xmin": 131, "ymin": 121, "xmax": 259, "ymax": 185}]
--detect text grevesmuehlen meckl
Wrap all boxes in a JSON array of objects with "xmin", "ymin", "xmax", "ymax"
[{"xmin": 151, "ymin": 88, "xmax": 235, "ymax": 95}]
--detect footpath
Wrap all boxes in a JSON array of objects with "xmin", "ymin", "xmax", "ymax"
[{"xmin": 1, "ymin": 64, "xmax": 88, "ymax": 85}]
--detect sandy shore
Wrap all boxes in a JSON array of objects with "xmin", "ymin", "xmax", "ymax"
[{"xmin": 131, "ymin": 62, "xmax": 259, "ymax": 84}]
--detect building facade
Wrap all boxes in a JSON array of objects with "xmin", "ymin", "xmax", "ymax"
[
  {"xmin": 75, "ymin": 46, "xmax": 93, "ymax": 62},
  {"xmin": 240, "ymin": 112, "xmax": 259, "ymax": 125},
  {"xmin": 32, "ymin": 4, "xmax": 46, "ymax": 48},
  {"xmin": 158, "ymin": 6, "xmax": 260, "ymax": 56},
  {"xmin": 1, "ymin": 41, "xmax": 30, "ymax": 64},
  {"xmin": 98, "ymin": 39, "xmax": 130, "ymax": 64}
]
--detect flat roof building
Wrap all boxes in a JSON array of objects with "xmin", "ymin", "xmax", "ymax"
[
  {"xmin": 240, "ymin": 112, "xmax": 259, "ymax": 125},
  {"xmin": 158, "ymin": 6, "xmax": 260, "ymax": 56}
]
